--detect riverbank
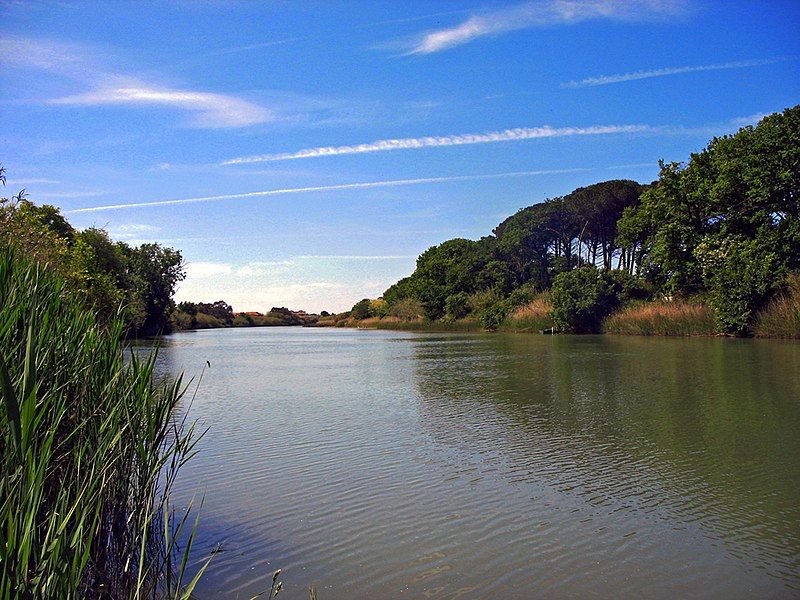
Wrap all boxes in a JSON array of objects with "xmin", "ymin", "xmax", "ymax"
[{"xmin": 322, "ymin": 287, "xmax": 800, "ymax": 339}]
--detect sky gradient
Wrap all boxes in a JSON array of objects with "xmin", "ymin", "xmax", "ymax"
[{"xmin": 1, "ymin": 0, "xmax": 799, "ymax": 312}]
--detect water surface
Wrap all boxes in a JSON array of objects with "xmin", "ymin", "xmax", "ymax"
[{"xmin": 151, "ymin": 328, "xmax": 800, "ymax": 599}]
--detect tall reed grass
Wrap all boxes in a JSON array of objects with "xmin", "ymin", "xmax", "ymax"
[
  {"xmin": 501, "ymin": 294, "xmax": 553, "ymax": 332},
  {"xmin": 754, "ymin": 276, "xmax": 800, "ymax": 338},
  {"xmin": 0, "ymin": 248, "xmax": 205, "ymax": 598},
  {"xmin": 602, "ymin": 299, "xmax": 717, "ymax": 336}
]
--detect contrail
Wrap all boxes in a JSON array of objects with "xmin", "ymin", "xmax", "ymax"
[
  {"xmin": 220, "ymin": 124, "xmax": 651, "ymax": 165},
  {"xmin": 64, "ymin": 168, "xmax": 592, "ymax": 214},
  {"xmin": 563, "ymin": 57, "xmax": 796, "ymax": 88}
]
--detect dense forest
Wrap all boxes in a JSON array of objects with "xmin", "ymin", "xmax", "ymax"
[{"xmin": 343, "ymin": 105, "xmax": 800, "ymax": 337}]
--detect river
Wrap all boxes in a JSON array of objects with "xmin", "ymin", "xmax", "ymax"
[{"xmin": 148, "ymin": 327, "xmax": 800, "ymax": 599}]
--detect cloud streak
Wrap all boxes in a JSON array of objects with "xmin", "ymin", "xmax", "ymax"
[
  {"xmin": 50, "ymin": 83, "xmax": 272, "ymax": 128},
  {"xmin": 564, "ymin": 57, "xmax": 797, "ymax": 87},
  {"xmin": 65, "ymin": 168, "xmax": 592, "ymax": 213},
  {"xmin": 1, "ymin": 36, "xmax": 272, "ymax": 128},
  {"xmin": 402, "ymin": 1, "xmax": 684, "ymax": 54},
  {"xmin": 221, "ymin": 124, "xmax": 649, "ymax": 165}
]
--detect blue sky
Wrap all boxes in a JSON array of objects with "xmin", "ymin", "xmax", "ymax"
[{"xmin": 1, "ymin": 0, "xmax": 799, "ymax": 312}]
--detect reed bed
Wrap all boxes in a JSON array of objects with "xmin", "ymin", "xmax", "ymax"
[
  {"xmin": 501, "ymin": 294, "xmax": 553, "ymax": 332},
  {"xmin": 603, "ymin": 299, "xmax": 717, "ymax": 336},
  {"xmin": 0, "ymin": 248, "xmax": 205, "ymax": 599},
  {"xmin": 754, "ymin": 277, "xmax": 800, "ymax": 338}
]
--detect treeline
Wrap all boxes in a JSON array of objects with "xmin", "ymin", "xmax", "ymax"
[
  {"xmin": 174, "ymin": 301, "xmax": 320, "ymax": 329},
  {"xmin": 349, "ymin": 105, "xmax": 800, "ymax": 336},
  {"xmin": 0, "ymin": 180, "xmax": 184, "ymax": 337}
]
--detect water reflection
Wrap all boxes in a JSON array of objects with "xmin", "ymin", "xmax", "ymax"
[
  {"xmin": 145, "ymin": 329, "xmax": 800, "ymax": 599},
  {"xmin": 412, "ymin": 334, "xmax": 800, "ymax": 595}
]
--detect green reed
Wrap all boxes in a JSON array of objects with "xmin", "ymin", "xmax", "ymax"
[{"xmin": 0, "ymin": 247, "xmax": 207, "ymax": 599}]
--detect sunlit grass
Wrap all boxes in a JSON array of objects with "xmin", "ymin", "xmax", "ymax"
[
  {"xmin": 603, "ymin": 299, "xmax": 717, "ymax": 336},
  {"xmin": 501, "ymin": 293, "xmax": 554, "ymax": 332},
  {"xmin": 754, "ymin": 276, "xmax": 800, "ymax": 338}
]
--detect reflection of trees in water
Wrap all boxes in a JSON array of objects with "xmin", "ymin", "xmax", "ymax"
[{"xmin": 411, "ymin": 334, "xmax": 800, "ymax": 585}]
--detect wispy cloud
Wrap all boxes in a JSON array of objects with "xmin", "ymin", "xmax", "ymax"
[
  {"xmin": 564, "ymin": 57, "xmax": 797, "ymax": 87},
  {"xmin": 49, "ymin": 82, "xmax": 272, "ymax": 128},
  {"xmin": 295, "ymin": 255, "xmax": 417, "ymax": 261},
  {"xmin": 1, "ymin": 36, "xmax": 271, "ymax": 128},
  {"xmin": 221, "ymin": 124, "xmax": 649, "ymax": 165},
  {"xmin": 5, "ymin": 178, "xmax": 61, "ymax": 185},
  {"xmin": 64, "ymin": 168, "xmax": 593, "ymax": 213},
  {"xmin": 399, "ymin": 1, "xmax": 685, "ymax": 54},
  {"xmin": 38, "ymin": 190, "xmax": 107, "ymax": 199}
]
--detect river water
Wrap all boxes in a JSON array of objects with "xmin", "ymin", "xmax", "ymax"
[{"xmin": 149, "ymin": 327, "xmax": 800, "ymax": 599}]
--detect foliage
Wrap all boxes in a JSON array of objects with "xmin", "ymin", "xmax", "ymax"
[
  {"xmin": 350, "ymin": 298, "xmax": 374, "ymax": 320},
  {"xmin": 386, "ymin": 298, "xmax": 423, "ymax": 320},
  {"xmin": 618, "ymin": 105, "xmax": 800, "ymax": 332},
  {"xmin": 0, "ymin": 184, "xmax": 185, "ymax": 337},
  {"xmin": 444, "ymin": 291, "xmax": 471, "ymax": 319},
  {"xmin": 551, "ymin": 266, "xmax": 622, "ymax": 333},
  {"xmin": 0, "ymin": 247, "xmax": 205, "ymax": 598}
]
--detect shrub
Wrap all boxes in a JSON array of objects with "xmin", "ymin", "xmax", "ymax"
[
  {"xmin": 695, "ymin": 236, "xmax": 778, "ymax": 335},
  {"xmin": 350, "ymin": 298, "xmax": 373, "ymax": 320},
  {"xmin": 444, "ymin": 291, "xmax": 471, "ymax": 319},
  {"xmin": 507, "ymin": 283, "xmax": 539, "ymax": 308},
  {"xmin": 551, "ymin": 266, "xmax": 620, "ymax": 333}
]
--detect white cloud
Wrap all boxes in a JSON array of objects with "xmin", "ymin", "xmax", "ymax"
[
  {"xmin": 564, "ymin": 57, "xmax": 796, "ymax": 87},
  {"xmin": 5, "ymin": 178, "xmax": 61, "ymax": 185},
  {"xmin": 1, "ymin": 36, "xmax": 271, "ymax": 129},
  {"xmin": 402, "ymin": 1, "xmax": 685, "ymax": 54},
  {"xmin": 185, "ymin": 262, "xmax": 233, "ymax": 278},
  {"xmin": 221, "ymin": 124, "xmax": 649, "ymax": 165},
  {"xmin": 49, "ymin": 82, "xmax": 271, "ymax": 128},
  {"xmin": 37, "ymin": 190, "xmax": 107, "ymax": 199}
]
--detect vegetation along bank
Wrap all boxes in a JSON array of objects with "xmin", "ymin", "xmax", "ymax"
[{"xmin": 327, "ymin": 106, "xmax": 800, "ymax": 338}]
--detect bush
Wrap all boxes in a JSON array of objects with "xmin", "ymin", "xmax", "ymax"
[
  {"xmin": 695, "ymin": 236, "xmax": 778, "ymax": 335},
  {"xmin": 467, "ymin": 289, "xmax": 510, "ymax": 330},
  {"xmin": 444, "ymin": 291, "xmax": 471, "ymax": 319},
  {"xmin": 350, "ymin": 298, "xmax": 373, "ymax": 320},
  {"xmin": 507, "ymin": 283, "xmax": 539, "ymax": 308},
  {"xmin": 551, "ymin": 266, "xmax": 620, "ymax": 333}
]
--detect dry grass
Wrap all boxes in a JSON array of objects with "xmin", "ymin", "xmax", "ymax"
[
  {"xmin": 754, "ymin": 276, "xmax": 800, "ymax": 338},
  {"xmin": 603, "ymin": 299, "xmax": 717, "ymax": 336},
  {"xmin": 502, "ymin": 294, "xmax": 554, "ymax": 332}
]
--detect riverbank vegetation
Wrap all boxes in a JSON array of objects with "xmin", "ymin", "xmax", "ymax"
[
  {"xmin": 334, "ymin": 106, "xmax": 800, "ymax": 338},
  {"xmin": 0, "ymin": 248, "xmax": 204, "ymax": 598},
  {"xmin": 173, "ymin": 302, "xmax": 320, "ymax": 330},
  {"xmin": 0, "ymin": 182, "xmax": 184, "ymax": 337}
]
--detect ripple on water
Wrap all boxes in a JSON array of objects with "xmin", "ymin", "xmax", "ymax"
[{"xmin": 146, "ymin": 329, "xmax": 800, "ymax": 600}]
